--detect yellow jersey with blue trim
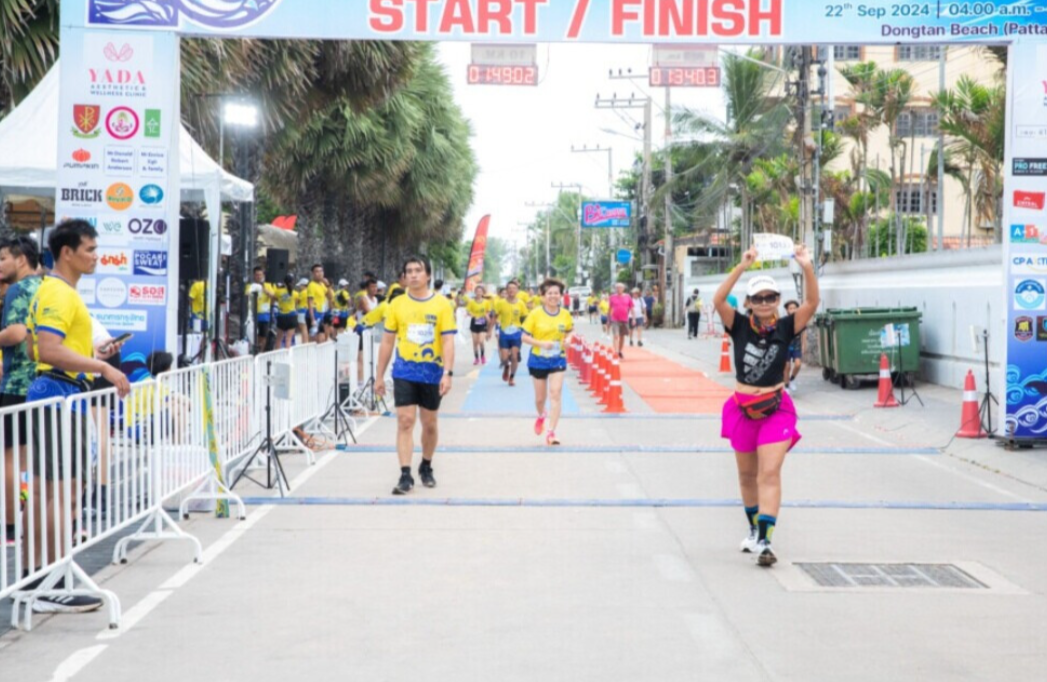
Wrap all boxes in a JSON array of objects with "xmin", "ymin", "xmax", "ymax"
[
  {"xmin": 522, "ymin": 306, "xmax": 573, "ymax": 370},
  {"xmin": 247, "ymin": 282, "xmax": 278, "ymax": 315},
  {"xmin": 273, "ymin": 285, "xmax": 297, "ymax": 315},
  {"xmin": 362, "ymin": 300, "xmax": 387, "ymax": 328},
  {"xmin": 189, "ymin": 280, "xmax": 207, "ymax": 317},
  {"xmin": 466, "ymin": 299, "xmax": 491, "ymax": 321},
  {"xmin": 28, "ymin": 275, "xmax": 96, "ymax": 381},
  {"xmin": 493, "ymin": 298, "xmax": 529, "ymax": 336},
  {"xmin": 306, "ymin": 281, "xmax": 329, "ymax": 313},
  {"xmin": 384, "ymin": 292, "xmax": 457, "ymax": 385}
]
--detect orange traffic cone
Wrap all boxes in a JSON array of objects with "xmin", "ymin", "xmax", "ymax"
[
  {"xmin": 956, "ymin": 370, "xmax": 987, "ymax": 439},
  {"xmin": 580, "ymin": 343, "xmax": 591, "ymax": 385},
  {"xmin": 590, "ymin": 345, "xmax": 605, "ymax": 397},
  {"xmin": 604, "ymin": 357, "xmax": 627, "ymax": 413},
  {"xmin": 873, "ymin": 354, "xmax": 899, "ymax": 408},
  {"xmin": 718, "ymin": 334, "xmax": 732, "ymax": 374}
]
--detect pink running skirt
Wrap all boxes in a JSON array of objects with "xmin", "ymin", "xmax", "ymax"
[{"xmin": 720, "ymin": 391, "xmax": 802, "ymax": 454}]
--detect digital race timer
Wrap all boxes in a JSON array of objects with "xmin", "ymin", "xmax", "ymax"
[
  {"xmin": 467, "ymin": 64, "xmax": 539, "ymax": 86},
  {"xmin": 649, "ymin": 66, "xmax": 721, "ymax": 87}
]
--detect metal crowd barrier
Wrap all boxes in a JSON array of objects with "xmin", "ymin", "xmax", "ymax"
[{"xmin": 1, "ymin": 341, "xmax": 339, "ymax": 632}]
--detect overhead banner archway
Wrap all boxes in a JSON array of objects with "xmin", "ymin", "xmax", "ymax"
[{"xmin": 55, "ymin": 0, "xmax": 1047, "ymax": 439}]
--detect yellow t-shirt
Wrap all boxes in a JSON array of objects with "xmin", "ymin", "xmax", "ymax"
[
  {"xmin": 522, "ymin": 306, "xmax": 574, "ymax": 369},
  {"xmin": 362, "ymin": 300, "xmax": 387, "ymax": 328},
  {"xmin": 273, "ymin": 285, "xmax": 297, "ymax": 315},
  {"xmin": 466, "ymin": 299, "xmax": 492, "ymax": 320},
  {"xmin": 29, "ymin": 276, "xmax": 96, "ymax": 381},
  {"xmin": 189, "ymin": 281, "xmax": 207, "ymax": 317},
  {"xmin": 333, "ymin": 290, "xmax": 352, "ymax": 315},
  {"xmin": 246, "ymin": 282, "xmax": 277, "ymax": 315},
  {"xmin": 493, "ymin": 298, "xmax": 529, "ymax": 334},
  {"xmin": 598, "ymin": 300, "xmax": 610, "ymax": 316},
  {"xmin": 306, "ymin": 281, "xmax": 329, "ymax": 313},
  {"xmin": 587, "ymin": 296, "xmax": 597, "ymax": 308},
  {"xmin": 383, "ymin": 293, "xmax": 457, "ymax": 384}
]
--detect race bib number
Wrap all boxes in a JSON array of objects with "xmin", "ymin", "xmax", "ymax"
[
  {"xmin": 407, "ymin": 323, "xmax": 436, "ymax": 345},
  {"xmin": 503, "ymin": 325, "xmax": 520, "ymax": 336},
  {"xmin": 538, "ymin": 341, "xmax": 561, "ymax": 358},
  {"xmin": 473, "ymin": 316, "xmax": 488, "ymax": 326}
]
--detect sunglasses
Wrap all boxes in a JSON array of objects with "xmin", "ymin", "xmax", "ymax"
[{"xmin": 750, "ymin": 294, "xmax": 780, "ymax": 305}]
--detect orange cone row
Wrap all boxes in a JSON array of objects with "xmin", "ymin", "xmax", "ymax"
[{"xmin": 719, "ymin": 334, "xmax": 732, "ymax": 374}]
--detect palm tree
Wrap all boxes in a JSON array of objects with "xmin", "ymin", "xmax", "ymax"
[
  {"xmin": 871, "ymin": 68, "xmax": 916, "ymax": 255},
  {"xmin": 0, "ymin": 0, "xmax": 58, "ymax": 112}
]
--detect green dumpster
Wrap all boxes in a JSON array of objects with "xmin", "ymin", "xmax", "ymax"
[
  {"xmin": 814, "ymin": 313, "xmax": 835, "ymax": 381},
  {"xmin": 820, "ymin": 308, "xmax": 922, "ymax": 389}
]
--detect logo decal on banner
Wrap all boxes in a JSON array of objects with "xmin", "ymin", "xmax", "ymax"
[
  {"xmin": 97, "ymin": 218, "xmax": 126, "ymax": 239},
  {"xmin": 1014, "ymin": 158, "xmax": 1047, "ymax": 176},
  {"xmin": 1014, "ymin": 190, "xmax": 1046, "ymax": 211},
  {"xmin": 1038, "ymin": 317, "xmax": 1047, "ymax": 342},
  {"xmin": 144, "ymin": 109, "xmax": 161, "ymax": 137},
  {"xmin": 77, "ymin": 278, "xmax": 96, "ymax": 306},
  {"xmin": 1015, "ymin": 316, "xmax": 1034, "ymax": 342},
  {"xmin": 90, "ymin": 0, "xmax": 284, "ymax": 29},
  {"xmin": 133, "ymin": 250, "xmax": 169, "ymax": 276},
  {"xmin": 60, "ymin": 185, "xmax": 103, "ymax": 207},
  {"xmin": 106, "ymin": 182, "xmax": 134, "ymax": 211},
  {"xmin": 139, "ymin": 184, "xmax": 164, "ymax": 206},
  {"xmin": 106, "ymin": 106, "xmax": 139, "ymax": 139},
  {"xmin": 1010, "ymin": 224, "xmax": 1044, "ymax": 244},
  {"xmin": 1014, "ymin": 279, "xmax": 1047, "ymax": 311},
  {"xmin": 103, "ymin": 42, "xmax": 133, "ymax": 61},
  {"xmin": 105, "ymin": 146, "xmax": 136, "ymax": 176},
  {"xmin": 128, "ymin": 283, "xmax": 166, "ymax": 305},
  {"xmin": 93, "ymin": 310, "xmax": 148, "ymax": 332},
  {"xmin": 96, "ymin": 277, "xmax": 128, "ymax": 307},
  {"xmin": 98, "ymin": 249, "xmax": 132, "ymax": 274},
  {"xmin": 72, "ymin": 104, "xmax": 102, "ymax": 138},
  {"xmin": 1012, "ymin": 253, "xmax": 1047, "ymax": 275},
  {"xmin": 138, "ymin": 148, "xmax": 168, "ymax": 177},
  {"xmin": 128, "ymin": 217, "xmax": 168, "ymax": 239}
]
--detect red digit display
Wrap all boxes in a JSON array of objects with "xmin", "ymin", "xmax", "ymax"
[
  {"xmin": 649, "ymin": 66, "xmax": 721, "ymax": 88},
  {"xmin": 467, "ymin": 64, "xmax": 538, "ymax": 86}
]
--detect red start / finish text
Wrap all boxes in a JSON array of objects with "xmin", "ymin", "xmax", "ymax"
[{"xmin": 368, "ymin": 0, "xmax": 784, "ymax": 39}]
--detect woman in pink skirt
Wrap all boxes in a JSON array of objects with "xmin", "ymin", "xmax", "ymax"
[{"xmin": 713, "ymin": 244, "xmax": 819, "ymax": 567}]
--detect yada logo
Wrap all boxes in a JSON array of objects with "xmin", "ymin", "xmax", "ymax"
[
  {"xmin": 106, "ymin": 183, "xmax": 134, "ymax": 211},
  {"xmin": 103, "ymin": 42, "xmax": 133, "ymax": 62},
  {"xmin": 72, "ymin": 105, "xmax": 101, "ymax": 139},
  {"xmin": 88, "ymin": 67, "xmax": 146, "ymax": 98}
]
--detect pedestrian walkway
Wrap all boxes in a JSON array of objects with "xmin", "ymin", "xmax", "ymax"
[{"xmin": 3, "ymin": 330, "xmax": 1047, "ymax": 682}]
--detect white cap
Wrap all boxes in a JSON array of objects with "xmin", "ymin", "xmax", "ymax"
[
  {"xmin": 296, "ymin": 278, "xmax": 309, "ymax": 287},
  {"xmin": 746, "ymin": 275, "xmax": 781, "ymax": 297},
  {"xmin": 376, "ymin": 280, "xmax": 387, "ymax": 290},
  {"xmin": 337, "ymin": 279, "xmax": 349, "ymax": 287}
]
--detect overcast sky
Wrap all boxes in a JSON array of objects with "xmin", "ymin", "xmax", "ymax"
[{"xmin": 434, "ymin": 43, "xmax": 727, "ymax": 256}]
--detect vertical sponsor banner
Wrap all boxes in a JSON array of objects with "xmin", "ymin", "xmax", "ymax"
[
  {"xmin": 1003, "ymin": 40, "xmax": 1047, "ymax": 439},
  {"xmin": 56, "ymin": 26, "xmax": 180, "ymax": 371},
  {"xmin": 464, "ymin": 215, "xmax": 491, "ymax": 293}
]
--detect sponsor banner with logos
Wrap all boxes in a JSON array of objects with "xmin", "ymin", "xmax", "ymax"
[
  {"xmin": 56, "ymin": 27, "xmax": 180, "ymax": 371},
  {"xmin": 1003, "ymin": 42, "xmax": 1047, "ymax": 439},
  {"xmin": 67, "ymin": 0, "xmax": 1047, "ymax": 45}
]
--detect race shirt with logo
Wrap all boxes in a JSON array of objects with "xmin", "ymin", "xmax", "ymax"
[
  {"xmin": 247, "ymin": 282, "xmax": 277, "ymax": 318},
  {"xmin": 466, "ymin": 299, "xmax": 492, "ymax": 323},
  {"xmin": 494, "ymin": 298, "xmax": 529, "ymax": 338},
  {"xmin": 28, "ymin": 276, "xmax": 95, "ymax": 382},
  {"xmin": 306, "ymin": 281, "xmax": 329, "ymax": 314},
  {"xmin": 384, "ymin": 293, "xmax": 457, "ymax": 385},
  {"xmin": 522, "ymin": 306, "xmax": 574, "ymax": 370},
  {"xmin": 274, "ymin": 285, "xmax": 297, "ymax": 315},
  {"xmin": 189, "ymin": 280, "xmax": 207, "ymax": 317}
]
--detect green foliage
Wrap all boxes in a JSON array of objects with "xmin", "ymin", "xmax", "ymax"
[{"xmin": 867, "ymin": 215, "xmax": 928, "ymax": 256}]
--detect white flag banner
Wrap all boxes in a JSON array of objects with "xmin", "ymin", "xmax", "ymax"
[{"xmin": 753, "ymin": 233, "xmax": 795, "ymax": 262}]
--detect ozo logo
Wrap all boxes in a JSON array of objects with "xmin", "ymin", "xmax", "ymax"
[{"xmin": 128, "ymin": 218, "xmax": 168, "ymax": 237}]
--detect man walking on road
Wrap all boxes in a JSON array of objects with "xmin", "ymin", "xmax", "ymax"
[
  {"xmin": 608, "ymin": 282, "xmax": 631, "ymax": 359},
  {"xmin": 375, "ymin": 256, "xmax": 457, "ymax": 495},
  {"xmin": 494, "ymin": 280, "xmax": 529, "ymax": 386},
  {"xmin": 686, "ymin": 288, "xmax": 703, "ymax": 339}
]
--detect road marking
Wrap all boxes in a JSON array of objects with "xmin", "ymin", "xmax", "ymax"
[
  {"xmin": 48, "ymin": 645, "xmax": 108, "ymax": 682},
  {"xmin": 96, "ymin": 590, "xmax": 171, "ymax": 641},
  {"xmin": 653, "ymin": 554, "xmax": 694, "ymax": 583}
]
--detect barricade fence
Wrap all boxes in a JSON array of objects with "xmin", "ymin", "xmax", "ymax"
[{"xmin": 0, "ymin": 341, "xmax": 337, "ymax": 631}]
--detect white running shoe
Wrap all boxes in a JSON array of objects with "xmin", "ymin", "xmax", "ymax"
[
  {"xmin": 756, "ymin": 539, "xmax": 777, "ymax": 567},
  {"xmin": 789, "ymin": 381, "xmax": 797, "ymax": 391},
  {"xmin": 740, "ymin": 528, "xmax": 759, "ymax": 553}
]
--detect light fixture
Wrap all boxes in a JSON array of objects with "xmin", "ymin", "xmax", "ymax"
[{"xmin": 223, "ymin": 101, "xmax": 259, "ymax": 128}]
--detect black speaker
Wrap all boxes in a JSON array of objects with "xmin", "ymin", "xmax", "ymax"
[
  {"xmin": 179, "ymin": 218, "xmax": 209, "ymax": 281},
  {"xmin": 265, "ymin": 249, "xmax": 290, "ymax": 283},
  {"xmin": 322, "ymin": 259, "xmax": 340, "ymax": 283}
]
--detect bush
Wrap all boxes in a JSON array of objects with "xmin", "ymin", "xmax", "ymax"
[{"xmin": 652, "ymin": 303, "xmax": 665, "ymax": 328}]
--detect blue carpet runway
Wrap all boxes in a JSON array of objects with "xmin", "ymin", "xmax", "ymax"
[{"xmin": 461, "ymin": 356, "xmax": 580, "ymax": 415}]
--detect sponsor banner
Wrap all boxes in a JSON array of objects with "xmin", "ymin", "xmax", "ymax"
[
  {"xmin": 1003, "ymin": 42, "xmax": 1047, "ymax": 439},
  {"xmin": 464, "ymin": 214, "xmax": 490, "ymax": 293},
  {"xmin": 56, "ymin": 27, "xmax": 180, "ymax": 368},
  {"xmin": 581, "ymin": 201, "xmax": 631, "ymax": 229},
  {"xmin": 75, "ymin": 0, "xmax": 1047, "ymax": 44}
]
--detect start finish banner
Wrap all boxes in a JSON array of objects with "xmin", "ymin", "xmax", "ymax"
[
  {"xmin": 55, "ymin": 27, "xmax": 180, "ymax": 372},
  {"xmin": 65, "ymin": 0, "xmax": 1047, "ymax": 43}
]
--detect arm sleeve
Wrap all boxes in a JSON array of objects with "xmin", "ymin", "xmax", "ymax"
[
  {"xmin": 781, "ymin": 313, "xmax": 799, "ymax": 338},
  {"xmin": 522, "ymin": 312, "xmax": 536, "ymax": 337},
  {"xmin": 35, "ymin": 288, "xmax": 74, "ymax": 338},
  {"xmin": 2, "ymin": 284, "xmax": 20, "ymax": 327},
  {"xmin": 725, "ymin": 311, "xmax": 746, "ymax": 340},
  {"xmin": 440, "ymin": 301, "xmax": 457, "ymax": 335},
  {"xmin": 565, "ymin": 313, "xmax": 574, "ymax": 334},
  {"xmin": 382, "ymin": 301, "xmax": 399, "ymax": 333}
]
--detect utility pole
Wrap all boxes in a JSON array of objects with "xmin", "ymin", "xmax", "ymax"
[
  {"xmin": 663, "ymin": 85, "xmax": 676, "ymax": 327},
  {"xmin": 597, "ymin": 89, "xmax": 651, "ymax": 291},
  {"xmin": 795, "ymin": 47, "xmax": 814, "ymax": 257},
  {"xmin": 551, "ymin": 182, "xmax": 584, "ymax": 285},
  {"xmin": 525, "ymin": 201, "xmax": 554, "ymax": 278},
  {"xmin": 571, "ymin": 144, "xmax": 614, "ymax": 291},
  {"xmin": 936, "ymin": 47, "xmax": 947, "ymax": 251}
]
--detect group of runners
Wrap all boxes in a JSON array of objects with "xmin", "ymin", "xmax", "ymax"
[{"xmin": 371, "ymin": 247, "xmax": 818, "ymax": 569}]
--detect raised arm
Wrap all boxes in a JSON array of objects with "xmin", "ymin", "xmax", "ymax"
[
  {"xmin": 791, "ymin": 245, "xmax": 819, "ymax": 332},
  {"xmin": 713, "ymin": 247, "xmax": 757, "ymax": 332}
]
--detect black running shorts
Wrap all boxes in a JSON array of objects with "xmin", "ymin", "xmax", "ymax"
[{"xmin": 393, "ymin": 379, "xmax": 443, "ymax": 412}]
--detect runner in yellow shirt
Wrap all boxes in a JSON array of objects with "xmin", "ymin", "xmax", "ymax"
[
  {"xmin": 522, "ymin": 278, "xmax": 574, "ymax": 446},
  {"xmin": 247, "ymin": 266, "xmax": 277, "ymax": 353},
  {"xmin": 466, "ymin": 285, "xmax": 493, "ymax": 365},
  {"xmin": 306, "ymin": 264, "xmax": 329, "ymax": 342},
  {"xmin": 598, "ymin": 294, "xmax": 611, "ymax": 336},
  {"xmin": 493, "ymin": 280, "xmax": 529, "ymax": 386}
]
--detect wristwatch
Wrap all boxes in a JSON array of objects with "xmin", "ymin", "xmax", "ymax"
[{"xmin": 445, "ymin": 371, "xmax": 454, "ymax": 377}]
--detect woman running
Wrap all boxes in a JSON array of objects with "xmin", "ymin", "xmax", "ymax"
[
  {"xmin": 713, "ymin": 245, "xmax": 818, "ymax": 567},
  {"xmin": 522, "ymin": 278, "xmax": 574, "ymax": 446},
  {"xmin": 466, "ymin": 285, "xmax": 493, "ymax": 365}
]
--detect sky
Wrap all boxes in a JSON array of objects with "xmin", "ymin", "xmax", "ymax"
[{"xmin": 434, "ymin": 43, "xmax": 727, "ymax": 258}]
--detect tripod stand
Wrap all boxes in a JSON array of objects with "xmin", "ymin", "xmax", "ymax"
[
  {"xmin": 893, "ymin": 325, "xmax": 923, "ymax": 407},
  {"xmin": 317, "ymin": 342, "xmax": 357, "ymax": 445},
  {"xmin": 353, "ymin": 330, "xmax": 389, "ymax": 413},
  {"xmin": 230, "ymin": 360, "xmax": 289, "ymax": 496},
  {"xmin": 979, "ymin": 329, "xmax": 998, "ymax": 437}
]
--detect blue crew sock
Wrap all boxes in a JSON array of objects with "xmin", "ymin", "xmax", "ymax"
[
  {"xmin": 744, "ymin": 506, "xmax": 759, "ymax": 530},
  {"xmin": 757, "ymin": 514, "xmax": 777, "ymax": 543}
]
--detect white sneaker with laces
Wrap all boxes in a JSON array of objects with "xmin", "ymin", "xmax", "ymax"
[
  {"xmin": 32, "ymin": 594, "xmax": 104, "ymax": 613},
  {"xmin": 740, "ymin": 528, "xmax": 759, "ymax": 553},
  {"xmin": 756, "ymin": 539, "xmax": 777, "ymax": 567}
]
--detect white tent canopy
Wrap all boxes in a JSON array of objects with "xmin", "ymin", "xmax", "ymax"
[{"xmin": 0, "ymin": 62, "xmax": 253, "ymax": 205}]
